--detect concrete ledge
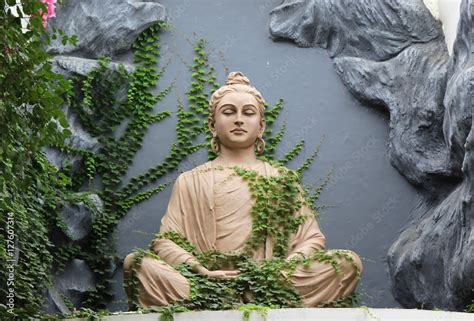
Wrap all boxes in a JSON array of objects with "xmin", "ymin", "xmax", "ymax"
[{"xmin": 69, "ymin": 308, "xmax": 474, "ymax": 321}]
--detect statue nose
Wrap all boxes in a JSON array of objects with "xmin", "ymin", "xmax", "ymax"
[{"xmin": 234, "ymin": 113, "xmax": 243, "ymax": 125}]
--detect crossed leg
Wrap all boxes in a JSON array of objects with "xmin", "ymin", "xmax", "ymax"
[{"xmin": 124, "ymin": 249, "xmax": 363, "ymax": 308}]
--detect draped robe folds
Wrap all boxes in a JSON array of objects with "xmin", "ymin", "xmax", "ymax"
[{"xmin": 124, "ymin": 161, "xmax": 363, "ymax": 307}]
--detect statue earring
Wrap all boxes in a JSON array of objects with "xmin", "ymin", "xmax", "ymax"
[
  {"xmin": 211, "ymin": 132, "xmax": 220, "ymax": 153},
  {"xmin": 255, "ymin": 136, "xmax": 265, "ymax": 154}
]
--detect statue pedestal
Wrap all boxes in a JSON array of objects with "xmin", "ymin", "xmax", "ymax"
[{"xmin": 67, "ymin": 308, "xmax": 474, "ymax": 321}]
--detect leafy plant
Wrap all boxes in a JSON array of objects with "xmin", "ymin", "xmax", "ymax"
[
  {"xmin": 467, "ymin": 301, "xmax": 474, "ymax": 313},
  {"xmin": 239, "ymin": 304, "xmax": 271, "ymax": 321},
  {"xmin": 1, "ymin": 0, "xmax": 77, "ymax": 318}
]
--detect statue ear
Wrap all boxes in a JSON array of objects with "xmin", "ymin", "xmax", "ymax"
[
  {"xmin": 260, "ymin": 119, "xmax": 266, "ymax": 135},
  {"xmin": 209, "ymin": 121, "xmax": 215, "ymax": 132}
]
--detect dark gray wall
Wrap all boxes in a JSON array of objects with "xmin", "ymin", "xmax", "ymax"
[{"xmin": 110, "ymin": 0, "xmax": 420, "ymax": 310}]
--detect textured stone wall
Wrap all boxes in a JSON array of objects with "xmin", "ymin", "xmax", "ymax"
[
  {"xmin": 42, "ymin": 0, "xmax": 166, "ymax": 313},
  {"xmin": 388, "ymin": 0, "xmax": 473, "ymax": 310},
  {"xmin": 269, "ymin": 0, "xmax": 473, "ymax": 310}
]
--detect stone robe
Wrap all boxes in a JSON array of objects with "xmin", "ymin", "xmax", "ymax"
[{"xmin": 124, "ymin": 160, "xmax": 363, "ymax": 307}]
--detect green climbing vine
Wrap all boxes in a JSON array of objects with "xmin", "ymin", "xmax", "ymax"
[
  {"xmin": 187, "ymin": 38, "xmax": 221, "ymax": 159},
  {"xmin": 0, "ymin": 1, "xmax": 80, "ymax": 319},
  {"xmin": 64, "ymin": 21, "xmax": 213, "ymax": 309},
  {"xmin": 0, "ymin": 20, "xmax": 221, "ymax": 319},
  {"xmin": 233, "ymin": 164, "xmax": 308, "ymax": 258},
  {"xmin": 48, "ymin": 24, "xmax": 226, "ymax": 313}
]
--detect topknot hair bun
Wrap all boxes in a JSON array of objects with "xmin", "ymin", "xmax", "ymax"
[{"xmin": 225, "ymin": 71, "xmax": 251, "ymax": 86}]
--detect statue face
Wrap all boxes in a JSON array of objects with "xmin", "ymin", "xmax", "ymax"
[{"xmin": 212, "ymin": 91, "xmax": 265, "ymax": 150}]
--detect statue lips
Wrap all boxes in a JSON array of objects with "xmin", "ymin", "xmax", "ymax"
[{"xmin": 231, "ymin": 128, "xmax": 247, "ymax": 134}]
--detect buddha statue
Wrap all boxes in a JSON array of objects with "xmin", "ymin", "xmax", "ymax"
[{"xmin": 123, "ymin": 71, "xmax": 363, "ymax": 309}]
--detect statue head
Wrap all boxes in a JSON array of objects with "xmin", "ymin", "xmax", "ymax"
[{"xmin": 208, "ymin": 71, "xmax": 266, "ymax": 154}]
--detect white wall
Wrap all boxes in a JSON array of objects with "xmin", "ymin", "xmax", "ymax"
[{"xmin": 423, "ymin": 0, "xmax": 462, "ymax": 54}]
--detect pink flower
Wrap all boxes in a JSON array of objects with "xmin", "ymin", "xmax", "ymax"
[{"xmin": 40, "ymin": 0, "xmax": 57, "ymax": 27}]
